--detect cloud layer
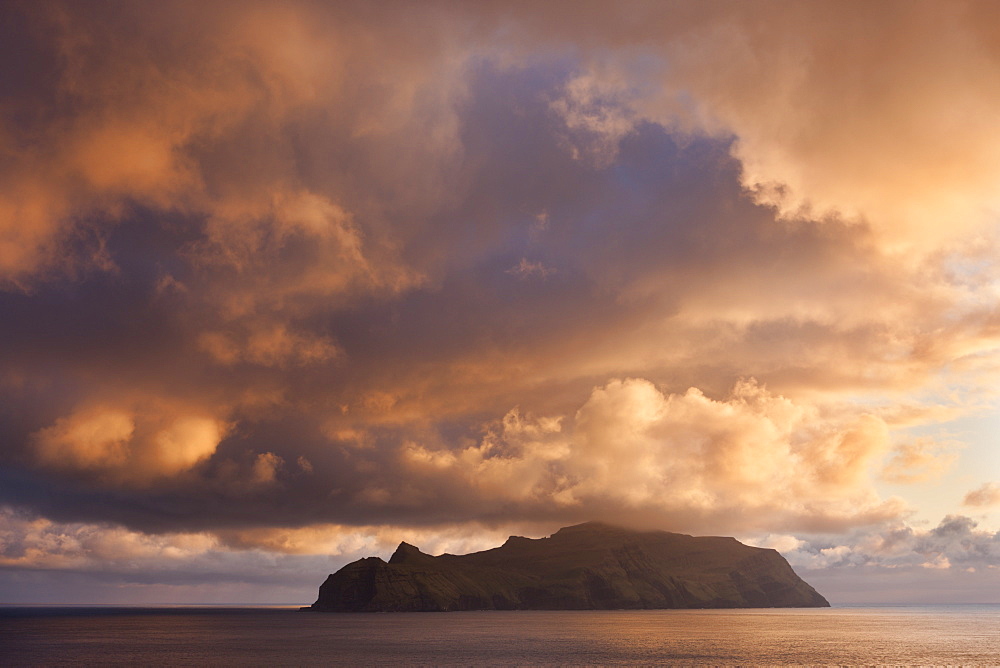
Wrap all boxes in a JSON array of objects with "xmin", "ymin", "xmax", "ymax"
[
  {"xmin": 3, "ymin": 0, "xmax": 1000, "ymax": 602},
  {"xmin": 752, "ymin": 515, "xmax": 1000, "ymax": 604},
  {"xmin": 399, "ymin": 378, "xmax": 903, "ymax": 533}
]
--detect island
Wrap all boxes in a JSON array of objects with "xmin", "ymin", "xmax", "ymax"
[{"xmin": 303, "ymin": 521, "xmax": 829, "ymax": 611}]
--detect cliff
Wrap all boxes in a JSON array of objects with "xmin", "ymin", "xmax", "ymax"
[{"xmin": 304, "ymin": 521, "xmax": 829, "ymax": 611}]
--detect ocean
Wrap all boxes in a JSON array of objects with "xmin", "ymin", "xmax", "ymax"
[{"xmin": 1, "ymin": 605, "xmax": 998, "ymax": 666}]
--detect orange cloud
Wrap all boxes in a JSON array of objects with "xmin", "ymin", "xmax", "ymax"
[
  {"xmin": 34, "ymin": 407, "xmax": 135, "ymax": 471},
  {"xmin": 213, "ymin": 521, "xmax": 529, "ymax": 558},
  {"xmin": 881, "ymin": 437, "xmax": 961, "ymax": 484},
  {"xmin": 0, "ymin": 1, "xmax": 462, "ymax": 293},
  {"xmin": 0, "ymin": 507, "xmax": 217, "ymax": 571},
  {"xmin": 539, "ymin": 2, "xmax": 1000, "ymax": 252},
  {"xmin": 401, "ymin": 378, "xmax": 904, "ymax": 533},
  {"xmin": 3, "ymin": 2, "xmax": 1000, "ymax": 597},
  {"xmin": 33, "ymin": 400, "xmax": 229, "ymax": 483},
  {"xmin": 198, "ymin": 323, "xmax": 341, "ymax": 368},
  {"xmin": 250, "ymin": 452, "xmax": 284, "ymax": 485},
  {"xmin": 964, "ymin": 482, "xmax": 1000, "ymax": 507}
]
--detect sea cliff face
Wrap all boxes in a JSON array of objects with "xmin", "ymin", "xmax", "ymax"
[{"xmin": 305, "ymin": 522, "xmax": 829, "ymax": 612}]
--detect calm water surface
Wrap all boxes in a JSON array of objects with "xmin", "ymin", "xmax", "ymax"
[{"xmin": 1, "ymin": 605, "xmax": 998, "ymax": 666}]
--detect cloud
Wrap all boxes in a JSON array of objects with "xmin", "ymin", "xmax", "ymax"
[
  {"xmin": 964, "ymin": 482, "xmax": 1000, "ymax": 507},
  {"xmin": 198, "ymin": 323, "xmax": 341, "ymax": 368},
  {"xmin": 250, "ymin": 452, "xmax": 283, "ymax": 485},
  {"xmin": 531, "ymin": 1, "xmax": 1000, "ymax": 252},
  {"xmin": 506, "ymin": 258, "xmax": 557, "ymax": 280},
  {"xmin": 32, "ymin": 401, "xmax": 229, "ymax": 483},
  {"xmin": 880, "ymin": 437, "xmax": 961, "ymax": 484},
  {"xmin": 191, "ymin": 189, "xmax": 421, "ymax": 318},
  {"xmin": 400, "ymin": 378, "xmax": 903, "ymax": 533},
  {"xmin": 743, "ymin": 515, "xmax": 1000, "ymax": 603},
  {"xmin": 0, "ymin": 504, "xmax": 329, "ymax": 603},
  {"xmin": 212, "ymin": 521, "xmax": 528, "ymax": 558},
  {"xmin": 766, "ymin": 515, "xmax": 1000, "ymax": 573},
  {"xmin": 0, "ymin": 506, "xmax": 217, "ymax": 572},
  {"xmin": 0, "ymin": 1, "xmax": 463, "ymax": 291},
  {"xmin": 33, "ymin": 408, "xmax": 135, "ymax": 471},
  {"xmin": 0, "ymin": 504, "xmax": 540, "ymax": 602},
  {"xmin": 549, "ymin": 68, "xmax": 640, "ymax": 166},
  {"xmin": 2, "ymin": 0, "xmax": 1000, "ymax": 603}
]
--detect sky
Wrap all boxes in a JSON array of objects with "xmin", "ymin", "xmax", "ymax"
[{"xmin": 2, "ymin": 0, "xmax": 1000, "ymax": 606}]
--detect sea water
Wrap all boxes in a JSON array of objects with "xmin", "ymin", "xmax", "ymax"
[{"xmin": 2, "ymin": 605, "xmax": 998, "ymax": 666}]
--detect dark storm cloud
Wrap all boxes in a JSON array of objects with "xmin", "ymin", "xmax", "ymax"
[
  {"xmin": 0, "ymin": 80, "xmax": 911, "ymax": 534},
  {"xmin": 2, "ymin": 1, "xmax": 1000, "ymax": 604}
]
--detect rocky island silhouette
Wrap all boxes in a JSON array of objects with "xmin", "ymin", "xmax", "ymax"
[{"xmin": 304, "ymin": 521, "xmax": 829, "ymax": 611}]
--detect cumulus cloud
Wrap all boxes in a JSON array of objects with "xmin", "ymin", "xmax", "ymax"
[
  {"xmin": 2, "ymin": 0, "xmax": 1000, "ymax": 603},
  {"xmin": 192, "ymin": 189, "xmax": 420, "ymax": 319},
  {"xmin": 534, "ymin": 1, "xmax": 1000, "ymax": 252},
  {"xmin": 0, "ymin": 1, "xmax": 459, "ymax": 292},
  {"xmin": 768, "ymin": 515, "xmax": 1000, "ymax": 574},
  {"xmin": 32, "ymin": 401, "xmax": 229, "ymax": 483},
  {"xmin": 0, "ymin": 504, "xmax": 535, "ymax": 576},
  {"xmin": 401, "ymin": 378, "xmax": 903, "ymax": 533},
  {"xmin": 33, "ymin": 408, "xmax": 135, "ymax": 471},
  {"xmin": 742, "ymin": 515, "xmax": 1000, "ymax": 603},
  {"xmin": 250, "ymin": 452, "xmax": 284, "ymax": 485},
  {"xmin": 0, "ymin": 504, "xmax": 538, "ymax": 602},
  {"xmin": 0, "ymin": 506, "xmax": 217, "ymax": 572}
]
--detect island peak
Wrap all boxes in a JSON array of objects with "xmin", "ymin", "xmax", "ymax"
[
  {"xmin": 304, "ymin": 522, "xmax": 829, "ymax": 612},
  {"xmin": 388, "ymin": 541, "xmax": 434, "ymax": 565}
]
